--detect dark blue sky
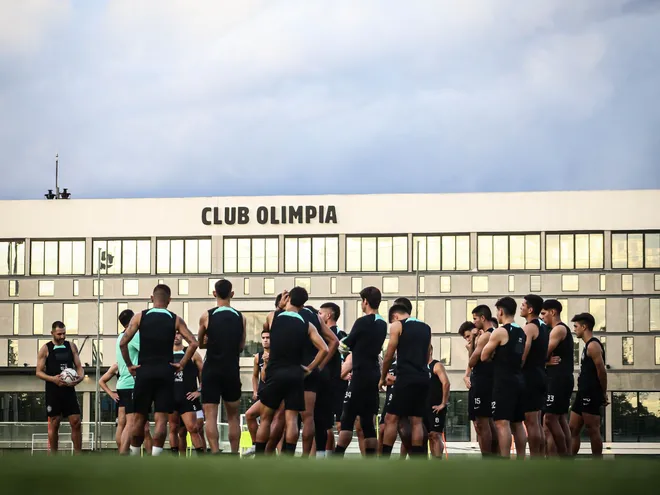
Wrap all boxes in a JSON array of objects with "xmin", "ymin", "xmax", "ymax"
[{"xmin": 1, "ymin": 0, "xmax": 659, "ymax": 200}]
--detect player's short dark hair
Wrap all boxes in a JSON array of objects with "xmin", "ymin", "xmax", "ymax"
[
  {"xmin": 495, "ymin": 296, "xmax": 517, "ymax": 317},
  {"xmin": 214, "ymin": 279, "xmax": 232, "ymax": 299},
  {"xmin": 472, "ymin": 304, "xmax": 492, "ymax": 320},
  {"xmin": 393, "ymin": 297, "xmax": 413, "ymax": 314},
  {"xmin": 52, "ymin": 321, "xmax": 65, "ymax": 331},
  {"xmin": 261, "ymin": 328, "xmax": 270, "ymax": 336},
  {"xmin": 320, "ymin": 302, "xmax": 341, "ymax": 321},
  {"xmin": 153, "ymin": 284, "xmax": 171, "ymax": 300},
  {"xmin": 571, "ymin": 312, "xmax": 595, "ymax": 331},
  {"xmin": 360, "ymin": 286, "xmax": 381, "ymax": 310},
  {"xmin": 275, "ymin": 293, "xmax": 283, "ymax": 308},
  {"xmin": 490, "ymin": 317, "xmax": 499, "ymax": 328},
  {"xmin": 458, "ymin": 321, "xmax": 476, "ymax": 336},
  {"xmin": 542, "ymin": 299, "xmax": 563, "ymax": 314},
  {"xmin": 524, "ymin": 294, "xmax": 544, "ymax": 316},
  {"xmin": 289, "ymin": 286, "xmax": 309, "ymax": 308},
  {"xmin": 388, "ymin": 303, "xmax": 410, "ymax": 323},
  {"xmin": 118, "ymin": 309, "xmax": 134, "ymax": 329}
]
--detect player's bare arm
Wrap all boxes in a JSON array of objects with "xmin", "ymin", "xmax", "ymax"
[
  {"xmin": 251, "ymin": 354, "xmax": 260, "ymax": 401},
  {"xmin": 69, "ymin": 342, "xmax": 85, "ymax": 386},
  {"xmin": 432, "ymin": 361, "xmax": 450, "ymax": 413},
  {"xmin": 120, "ymin": 312, "xmax": 142, "ymax": 375},
  {"xmin": 340, "ymin": 353, "xmax": 353, "ymax": 380},
  {"xmin": 380, "ymin": 321, "xmax": 401, "ymax": 389},
  {"xmin": 547, "ymin": 325, "xmax": 567, "ymax": 358},
  {"xmin": 521, "ymin": 322, "xmax": 538, "ymax": 365},
  {"xmin": 303, "ymin": 324, "xmax": 329, "ymax": 374},
  {"xmin": 317, "ymin": 315, "xmax": 339, "ymax": 370},
  {"xmin": 100, "ymin": 363, "xmax": 119, "ymax": 402},
  {"xmin": 481, "ymin": 327, "xmax": 505, "ymax": 362},
  {"xmin": 173, "ymin": 316, "xmax": 199, "ymax": 370},
  {"xmin": 240, "ymin": 314, "xmax": 247, "ymax": 352},
  {"xmin": 469, "ymin": 332, "xmax": 491, "ymax": 369},
  {"xmin": 198, "ymin": 312, "xmax": 209, "ymax": 349},
  {"xmin": 36, "ymin": 345, "xmax": 64, "ymax": 386},
  {"xmin": 588, "ymin": 342, "xmax": 609, "ymax": 405}
]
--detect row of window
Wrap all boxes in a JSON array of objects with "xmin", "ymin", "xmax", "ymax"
[{"xmin": 2, "ymin": 232, "xmax": 659, "ymax": 276}]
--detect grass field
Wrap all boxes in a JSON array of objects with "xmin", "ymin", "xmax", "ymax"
[{"xmin": 1, "ymin": 455, "xmax": 658, "ymax": 495}]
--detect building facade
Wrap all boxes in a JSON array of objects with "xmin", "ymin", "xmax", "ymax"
[{"xmin": 0, "ymin": 190, "xmax": 659, "ymax": 445}]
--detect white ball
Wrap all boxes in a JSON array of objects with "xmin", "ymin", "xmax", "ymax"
[{"xmin": 60, "ymin": 368, "xmax": 78, "ymax": 384}]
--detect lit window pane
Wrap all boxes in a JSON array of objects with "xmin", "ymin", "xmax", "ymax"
[
  {"xmin": 377, "ymin": 237, "xmax": 393, "ymax": 271},
  {"xmin": 477, "ymin": 235, "xmax": 493, "ymax": 270},
  {"xmin": 244, "ymin": 278, "xmax": 250, "ymax": 295},
  {"xmin": 560, "ymin": 234, "xmax": 574, "ymax": 270},
  {"xmin": 656, "ymin": 338, "xmax": 660, "ymax": 365},
  {"xmin": 285, "ymin": 238, "xmax": 298, "ymax": 272},
  {"xmin": 237, "ymin": 239, "xmax": 251, "ymax": 272},
  {"xmin": 59, "ymin": 241, "xmax": 72, "ymax": 275},
  {"xmin": 93, "ymin": 279, "xmax": 104, "ymax": 297},
  {"xmin": 650, "ymin": 299, "xmax": 660, "ymax": 331},
  {"xmin": 252, "ymin": 237, "xmax": 267, "ymax": 272},
  {"xmin": 546, "ymin": 234, "xmax": 560, "ymax": 270},
  {"xmin": 183, "ymin": 302, "xmax": 189, "ymax": 324},
  {"xmin": 0, "ymin": 240, "xmax": 25, "ymax": 275},
  {"xmin": 419, "ymin": 276, "xmax": 425, "ymax": 293},
  {"xmin": 589, "ymin": 299, "xmax": 606, "ymax": 332},
  {"xmin": 428, "ymin": 236, "xmax": 442, "ymax": 271},
  {"xmin": 123, "ymin": 279, "xmax": 139, "ymax": 296},
  {"xmin": 198, "ymin": 239, "xmax": 212, "ymax": 273},
  {"xmin": 325, "ymin": 237, "xmax": 339, "ymax": 272},
  {"xmin": 117, "ymin": 303, "xmax": 128, "ymax": 333},
  {"xmin": 445, "ymin": 300, "xmax": 452, "ymax": 333},
  {"xmin": 656, "ymin": 274, "xmax": 660, "ymax": 291},
  {"xmin": 575, "ymin": 234, "xmax": 590, "ymax": 269},
  {"xmin": 622, "ymin": 337, "xmax": 634, "ymax": 365},
  {"xmin": 599, "ymin": 274, "xmax": 606, "ymax": 291},
  {"xmin": 92, "ymin": 241, "xmax": 105, "ymax": 274},
  {"xmin": 294, "ymin": 277, "xmax": 311, "ymax": 293},
  {"xmin": 137, "ymin": 240, "xmax": 151, "ymax": 274},
  {"xmin": 312, "ymin": 238, "xmax": 325, "ymax": 272},
  {"xmin": 472, "ymin": 276, "xmax": 488, "ymax": 293},
  {"xmin": 628, "ymin": 234, "xmax": 643, "ymax": 269},
  {"xmin": 178, "ymin": 279, "xmax": 189, "ymax": 296},
  {"xmin": 590, "ymin": 234, "xmax": 604, "ymax": 269},
  {"xmin": 99, "ymin": 302, "xmax": 104, "ymax": 334},
  {"xmin": 264, "ymin": 278, "xmax": 275, "ymax": 295},
  {"xmin": 266, "ymin": 238, "xmax": 279, "ymax": 272},
  {"xmin": 107, "ymin": 240, "xmax": 122, "ymax": 274},
  {"xmin": 525, "ymin": 235, "xmax": 540, "ymax": 270},
  {"xmin": 622, "ymin": 274, "xmax": 633, "ymax": 291},
  {"xmin": 466, "ymin": 299, "xmax": 477, "ymax": 321},
  {"xmin": 413, "ymin": 300, "xmax": 425, "ymax": 321},
  {"xmin": 440, "ymin": 337, "xmax": 451, "ymax": 365},
  {"xmin": 646, "ymin": 233, "xmax": 660, "ymax": 268},
  {"xmin": 493, "ymin": 236, "xmax": 508, "ymax": 270},
  {"xmin": 383, "ymin": 276, "xmax": 399, "ymax": 294},
  {"xmin": 440, "ymin": 276, "xmax": 451, "ymax": 293},
  {"xmin": 9, "ymin": 280, "xmax": 19, "ymax": 297},
  {"xmin": 223, "ymin": 239, "xmax": 237, "ymax": 273},
  {"xmin": 38, "ymin": 280, "xmax": 54, "ymax": 296},
  {"xmin": 508, "ymin": 275, "xmax": 515, "ymax": 292},
  {"xmin": 63, "ymin": 303, "xmax": 78, "ymax": 334},
  {"xmin": 122, "ymin": 240, "xmax": 137, "ymax": 273},
  {"xmin": 184, "ymin": 239, "xmax": 198, "ymax": 273},
  {"xmin": 392, "ymin": 237, "xmax": 408, "ymax": 271},
  {"xmin": 330, "ymin": 277, "xmax": 337, "ymax": 294},
  {"xmin": 346, "ymin": 237, "xmax": 361, "ymax": 271},
  {"xmin": 71, "ymin": 241, "xmax": 85, "ymax": 275},
  {"xmin": 8, "ymin": 339, "xmax": 18, "ymax": 365},
  {"xmin": 362, "ymin": 238, "xmax": 377, "ymax": 271},
  {"xmin": 530, "ymin": 275, "xmax": 541, "ymax": 292},
  {"xmin": 33, "ymin": 304, "xmax": 43, "ymax": 335},
  {"xmin": 208, "ymin": 279, "xmax": 217, "ymax": 295},
  {"xmin": 351, "ymin": 277, "xmax": 362, "ymax": 294},
  {"xmin": 169, "ymin": 239, "xmax": 184, "ymax": 273},
  {"xmin": 562, "ymin": 274, "xmax": 579, "ymax": 292},
  {"xmin": 156, "ymin": 239, "xmax": 170, "ymax": 273},
  {"xmin": 298, "ymin": 238, "xmax": 312, "ymax": 272},
  {"xmin": 456, "ymin": 235, "xmax": 470, "ymax": 270},
  {"xmin": 509, "ymin": 235, "xmax": 525, "ymax": 270},
  {"xmin": 442, "ymin": 236, "xmax": 456, "ymax": 271},
  {"xmin": 44, "ymin": 241, "xmax": 58, "ymax": 275},
  {"xmin": 611, "ymin": 234, "xmax": 628, "ymax": 269},
  {"xmin": 627, "ymin": 299, "xmax": 633, "ymax": 332},
  {"xmin": 31, "ymin": 241, "xmax": 44, "ymax": 275}
]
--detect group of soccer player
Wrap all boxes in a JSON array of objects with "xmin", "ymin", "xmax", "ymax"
[{"xmin": 459, "ymin": 295, "xmax": 607, "ymax": 458}]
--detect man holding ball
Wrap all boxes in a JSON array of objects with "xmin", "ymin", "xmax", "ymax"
[{"xmin": 36, "ymin": 321, "xmax": 84, "ymax": 454}]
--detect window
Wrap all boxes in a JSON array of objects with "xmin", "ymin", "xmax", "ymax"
[
  {"xmin": 622, "ymin": 274, "xmax": 633, "ymax": 291},
  {"xmin": 13, "ymin": 304, "xmax": 19, "ymax": 335},
  {"xmin": 601, "ymin": 336, "xmax": 607, "ymax": 356},
  {"xmin": 651, "ymin": 299, "xmax": 660, "ymax": 331},
  {"xmin": 612, "ymin": 392, "xmax": 660, "ymax": 442},
  {"xmin": 347, "ymin": 236, "xmax": 408, "ymax": 272},
  {"xmin": 530, "ymin": 275, "xmax": 541, "ymax": 292},
  {"xmin": 477, "ymin": 234, "xmax": 540, "ymax": 270},
  {"xmin": 574, "ymin": 340, "xmax": 580, "ymax": 366},
  {"xmin": 98, "ymin": 302, "xmax": 104, "ymax": 334},
  {"xmin": 294, "ymin": 277, "xmax": 311, "ymax": 293},
  {"xmin": 627, "ymin": 299, "xmax": 634, "ymax": 332},
  {"xmin": 93, "ymin": 280, "xmax": 104, "ymax": 297},
  {"xmin": 38, "ymin": 281, "xmax": 54, "ymax": 297},
  {"xmin": 92, "ymin": 339, "xmax": 104, "ymax": 366},
  {"xmin": 30, "ymin": 240, "xmax": 85, "ymax": 275},
  {"xmin": 117, "ymin": 303, "xmax": 128, "ymax": 333},
  {"xmin": 557, "ymin": 298, "xmax": 568, "ymax": 318},
  {"xmin": 123, "ymin": 280, "xmax": 139, "ymax": 296},
  {"xmin": 63, "ymin": 303, "xmax": 78, "ymax": 334},
  {"xmin": 412, "ymin": 235, "xmax": 470, "ymax": 271},
  {"xmin": 589, "ymin": 299, "xmax": 606, "ymax": 331},
  {"xmin": 656, "ymin": 337, "xmax": 660, "ymax": 365},
  {"xmin": 383, "ymin": 276, "xmax": 399, "ymax": 294},
  {"xmin": 600, "ymin": 274, "xmax": 606, "ymax": 291},
  {"xmin": 33, "ymin": 304, "xmax": 43, "ymax": 335},
  {"xmin": 466, "ymin": 299, "xmax": 477, "ymax": 321},
  {"xmin": 508, "ymin": 275, "xmax": 515, "ymax": 292},
  {"xmin": 622, "ymin": 337, "xmax": 634, "ymax": 365},
  {"xmin": 8, "ymin": 340, "xmax": 19, "ymax": 366},
  {"xmin": 223, "ymin": 237, "xmax": 277, "ymax": 273},
  {"xmin": 330, "ymin": 277, "xmax": 337, "ymax": 295},
  {"xmin": 244, "ymin": 278, "xmax": 250, "ymax": 295},
  {"xmin": 0, "ymin": 240, "xmax": 25, "ymax": 275},
  {"xmin": 546, "ymin": 233, "xmax": 604, "ymax": 269},
  {"xmin": 439, "ymin": 337, "xmax": 451, "ymax": 365},
  {"xmin": 72, "ymin": 280, "xmax": 79, "ymax": 297},
  {"xmin": 156, "ymin": 238, "xmax": 211, "ymax": 274},
  {"xmin": 412, "ymin": 300, "xmax": 425, "ymax": 321},
  {"xmin": 284, "ymin": 236, "xmax": 338, "ymax": 272},
  {"xmin": 445, "ymin": 300, "xmax": 452, "ymax": 333},
  {"xmin": 351, "ymin": 278, "xmax": 362, "ymax": 294},
  {"xmin": 562, "ymin": 274, "xmax": 579, "ymax": 292},
  {"xmin": 92, "ymin": 239, "xmax": 151, "ymax": 274},
  {"xmin": 440, "ymin": 276, "xmax": 451, "ymax": 293},
  {"xmin": 183, "ymin": 302, "xmax": 189, "ymax": 324},
  {"xmin": 208, "ymin": 279, "xmax": 217, "ymax": 296},
  {"xmin": 178, "ymin": 279, "xmax": 189, "ymax": 296},
  {"xmin": 612, "ymin": 232, "xmax": 660, "ymax": 269},
  {"xmin": 8, "ymin": 280, "xmax": 18, "ymax": 297},
  {"xmin": 158, "ymin": 279, "xmax": 164, "ymax": 285},
  {"xmin": 419, "ymin": 276, "xmax": 425, "ymax": 294},
  {"xmin": 471, "ymin": 276, "xmax": 488, "ymax": 293},
  {"xmin": 264, "ymin": 278, "xmax": 275, "ymax": 295},
  {"xmin": 444, "ymin": 392, "xmax": 471, "ymax": 441},
  {"xmin": 147, "ymin": 302, "xmax": 154, "ymax": 309},
  {"xmin": 656, "ymin": 274, "xmax": 660, "ymax": 291}
]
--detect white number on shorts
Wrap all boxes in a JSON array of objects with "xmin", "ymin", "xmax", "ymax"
[{"xmin": 474, "ymin": 397, "xmax": 481, "ymax": 405}]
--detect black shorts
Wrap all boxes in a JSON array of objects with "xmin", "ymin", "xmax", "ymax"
[
  {"xmin": 522, "ymin": 371, "xmax": 547, "ymax": 413},
  {"xmin": 201, "ymin": 363, "xmax": 242, "ymax": 404},
  {"xmin": 571, "ymin": 389, "xmax": 603, "ymax": 416},
  {"xmin": 545, "ymin": 375, "xmax": 574, "ymax": 414},
  {"xmin": 259, "ymin": 367, "xmax": 305, "ymax": 412},
  {"xmin": 174, "ymin": 396, "xmax": 202, "ymax": 416},
  {"xmin": 313, "ymin": 370, "xmax": 334, "ymax": 430},
  {"xmin": 117, "ymin": 389, "xmax": 135, "ymax": 415},
  {"xmin": 134, "ymin": 366, "xmax": 175, "ymax": 415},
  {"xmin": 492, "ymin": 376, "xmax": 525, "ymax": 423},
  {"xmin": 469, "ymin": 378, "xmax": 493, "ymax": 420},
  {"xmin": 340, "ymin": 376, "xmax": 380, "ymax": 431},
  {"xmin": 46, "ymin": 388, "xmax": 80, "ymax": 418},
  {"xmin": 304, "ymin": 369, "xmax": 320, "ymax": 393},
  {"xmin": 332, "ymin": 379, "xmax": 348, "ymax": 420},
  {"xmin": 424, "ymin": 407, "xmax": 447, "ymax": 433},
  {"xmin": 388, "ymin": 379, "xmax": 429, "ymax": 418}
]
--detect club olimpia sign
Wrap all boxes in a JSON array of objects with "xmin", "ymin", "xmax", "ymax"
[{"xmin": 201, "ymin": 205, "xmax": 338, "ymax": 225}]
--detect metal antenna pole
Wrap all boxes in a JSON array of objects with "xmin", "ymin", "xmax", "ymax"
[
  {"xmin": 55, "ymin": 154, "xmax": 60, "ymax": 199},
  {"xmin": 95, "ymin": 248, "xmax": 102, "ymax": 450},
  {"xmin": 415, "ymin": 240, "xmax": 420, "ymax": 317}
]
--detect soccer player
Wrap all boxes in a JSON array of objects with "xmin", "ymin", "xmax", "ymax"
[
  {"xmin": 169, "ymin": 329, "xmax": 205, "ymax": 455},
  {"xmin": 255, "ymin": 286, "xmax": 329, "ymax": 456},
  {"xmin": 36, "ymin": 321, "xmax": 84, "ymax": 454},
  {"xmin": 198, "ymin": 279, "xmax": 246, "ymax": 454},
  {"xmin": 377, "ymin": 361, "xmax": 397, "ymax": 454},
  {"xmin": 120, "ymin": 284, "xmax": 198, "ymax": 456},
  {"xmin": 380, "ymin": 303, "xmax": 431, "ymax": 457},
  {"xmin": 542, "ymin": 299, "xmax": 574, "ymax": 456},
  {"xmin": 334, "ymin": 287, "xmax": 388, "ymax": 457},
  {"xmin": 468, "ymin": 306, "xmax": 498, "ymax": 456},
  {"xmin": 569, "ymin": 312, "xmax": 607, "ymax": 457},
  {"xmin": 425, "ymin": 345, "xmax": 450, "ymax": 458},
  {"xmin": 244, "ymin": 327, "xmax": 270, "ymax": 453},
  {"xmin": 458, "ymin": 321, "xmax": 478, "ymax": 389},
  {"xmin": 481, "ymin": 297, "xmax": 527, "ymax": 458}
]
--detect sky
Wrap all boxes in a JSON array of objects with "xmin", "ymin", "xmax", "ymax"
[{"xmin": 0, "ymin": 0, "xmax": 659, "ymax": 200}]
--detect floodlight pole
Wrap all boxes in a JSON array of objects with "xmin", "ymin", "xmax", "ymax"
[{"xmin": 95, "ymin": 248, "xmax": 102, "ymax": 451}]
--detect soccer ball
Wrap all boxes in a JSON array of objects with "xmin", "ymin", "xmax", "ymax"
[{"xmin": 60, "ymin": 368, "xmax": 78, "ymax": 384}]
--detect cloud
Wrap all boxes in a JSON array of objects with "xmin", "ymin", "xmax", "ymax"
[
  {"xmin": 0, "ymin": 0, "xmax": 71, "ymax": 55},
  {"xmin": 0, "ymin": 0, "xmax": 658, "ymax": 199}
]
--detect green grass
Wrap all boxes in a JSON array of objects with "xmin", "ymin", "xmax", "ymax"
[{"xmin": 1, "ymin": 455, "xmax": 658, "ymax": 495}]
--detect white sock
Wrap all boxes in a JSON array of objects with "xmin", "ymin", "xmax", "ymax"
[
  {"xmin": 152, "ymin": 446, "xmax": 163, "ymax": 456},
  {"xmin": 130, "ymin": 446, "xmax": 141, "ymax": 456},
  {"xmin": 316, "ymin": 451, "xmax": 326, "ymax": 458}
]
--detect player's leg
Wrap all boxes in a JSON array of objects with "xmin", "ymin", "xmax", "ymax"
[
  {"xmin": 334, "ymin": 408, "xmax": 357, "ymax": 456},
  {"xmin": 266, "ymin": 403, "xmax": 285, "ymax": 453},
  {"xmin": 130, "ymin": 412, "xmax": 147, "ymax": 454},
  {"xmin": 569, "ymin": 392, "xmax": 585, "ymax": 456},
  {"xmin": 398, "ymin": 417, "xmax": 412, "ymax": 458},
  {"xmin": 245, "ymin": 400, "xmax": 261, "ymax": 444},
  {"xmin": 151, "ymin": 412, "xmax": 169, "ymax": 455},
  {"xmin": 120, "ymin": 411, "xmax": 133, "ymax": 454},
  {"xmin": 356, "ymin": 418, "xmax": 366, "ymax": 455},
  {"xmin": 143, "ymin": 420, "xmax": 153, "ymax": 453},
  {"xmin": 359, "ymin": 413, "xmax": 378, "ymax": 455},
  {"xmin": 301, "ymin": 390, "xmax": 316, "ymax": 456},
  {"xmin": 559, "ymin": 415, "xmax": 571, "ymax": 453},
  {"xmin": 544, "ymin": 413, "xmax": 567, "ymax": 455},
  {"xmin": 63, "ymin": 392, "xmax": 82, "ymax": 454},
  {"xmin": 196, "ymin": 411, "xmax": 207, "ymax": 451},
  {"xmin": 475, "ymin": 417, "xmax": 493, "ymax": 455},
  {"xmin": 203, "ymin": 403, "xmax": 220, "ymax": 453},
  {"xmin": 168, "ymin": 411, "xmax": 181, "ymax": 454},
  {"xmin": 116, "ymin": 406, "xmax": 126, "ymax": 449},
  {"xmin": 177, "ymin": 420, "xmax": 187, "ymax": 453},
  {"xmin": 494, "ymin": 419, "xmax": 512, "ymax": 457},
  {"xmin": 582, "ymin": 412, "xmax": 602, "ymax": 457},
  {"xmin": 378, "ymin": 416, "xmax": 385, "ymax": 454},
  {"xmin": 255, "ymin": 405, "xmax": 276, "ymax": 455},
  {"xmin": 48, "ymin": 415, "xmax": 61, "ymax": 454},
  {"xmin": 511, "ymin": 422, "xmax": 527, "ymax": 458},
  {"xmin": 281, "ymin": 409, "xmax": 300, "ymax": 455},
  {"xmin": 381, "ymin": 412, "xmax": 399, "ymax": 456},
  {"xmin": 223, "ymin": 399, "xmax": 241, "ymax": 453},
  {"xmin": 524, "ymin": 410, "xmax": 543, "ymax": 457},
  {"xmin": 181, "ymin": 411, "xmax": 205, "ymax": 451}
]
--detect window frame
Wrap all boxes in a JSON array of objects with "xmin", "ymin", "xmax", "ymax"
[
  {"xmin": 92, "ymin": 238, "xmax": 152, "ymax": 275},
  {"xmin": 476, "ymin": 232, "xmax": 541, "ymax": 271},
  {"xmin": 283, "ymin": 235, "xmax": 339, "ymax": 273},
  {"xmin": 611, "ymin": 231, "xmax": 660, "ymax": 270},
  {"xmin": 155, "ymin": 237, "xmax": 212, "ymax": 275},
  {"xmin": 411, "ymin": 233, "xmax": 471, "ymax": 272},
  {"xmin": 0, "ymin": 239, "xmax": 26, "ymax": 276},
  {"xmin": 29, "ymin": 238, "xmax": 87, "ymax": 276},
  {"xmin": 544, "ymin": 231, "xmax": 605, "ymax": 270},
  {"xmin": 346, "ymin": 234, "xmax": 409, "ymax": 273},
  {"xmin": 222, "ymin": 236, "xmax": 279, "ymax": 274}
]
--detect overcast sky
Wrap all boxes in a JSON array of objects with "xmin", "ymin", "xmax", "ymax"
[{"xmin": 1, "ymin": 0, "xmax": 659, "ymax": 200}]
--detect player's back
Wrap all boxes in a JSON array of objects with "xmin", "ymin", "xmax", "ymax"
[
  {"xmin": 493, "ymin": 323, "xmax": 526, "ymax": 382},
  {"xmin": 522, "ymin": 318, "xmax": 548, "ymax": 378},
  {"xmin": 396, "ymin": 318, "xmax": 431, "ymax": 382},
  {"xmin": 205, "ymin": 306, "xmax": 243, "ymax": 370},
  {"xmin": 268, "ymin": 311, "xmax": 308, "ymax": 372},
  {"xmin": 547, "ymin": 322, "xmax": 574, "ymax": 378},
  {"xmin": 347, "ymin": 314, "xmax": 387, "ymax": 379},
  {"xmin": 300, "ymin": 307, "xmax": 321, "ymax": 366},
  {"xmin": 578, "ymin": 337, "xmax": 605, "ymax": 392},
  {"xmin": 138, "ymin": 308, "xmax": 177, "ymax": 371}
]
